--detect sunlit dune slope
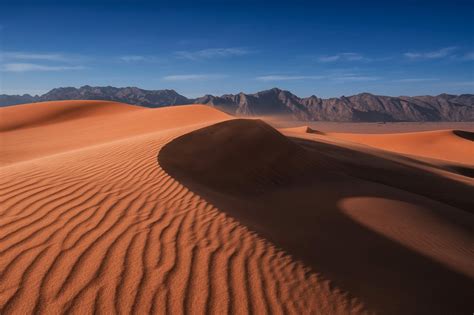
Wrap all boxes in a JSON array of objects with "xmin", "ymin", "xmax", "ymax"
[
  {"xmin": 160, "ymin": 119, "xmax": 474, "ymax": 315},
  {"xmin": 0, "ymin": 100, "xmax": 143, "ymax": 132},
  {"xmin": 0, "ymin": 101, "xmax": 229, "ymax": 165},
  {"xmin": 328, "ymin": 129, "xmax": 474, "ymax": 165}
]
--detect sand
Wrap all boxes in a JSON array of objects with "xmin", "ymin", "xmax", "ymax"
[
  {"xmin": 327, "ymin": 130, "xmax": 474, "ymax": 165},
  {"xmin": 263, "ymin": 116, "xmax": 474, "ymax": 134},
  {"xmin": 1, "ymin": 101, "xmax": 473, "ymax": 314}
]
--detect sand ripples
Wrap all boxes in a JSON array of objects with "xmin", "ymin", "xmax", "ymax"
[{"xmin": 0, "ymin": 128, "xmax": 358, "ymax": 314}]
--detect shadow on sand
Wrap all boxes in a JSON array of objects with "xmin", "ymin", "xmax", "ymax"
[{"xmin": 159, "ymin": 119, "xmax": 474, "ymax": 315}]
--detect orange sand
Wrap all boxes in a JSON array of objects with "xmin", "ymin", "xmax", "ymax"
[
  {"xmin": 0, "ymin": 101, "xmax": 473, "ymax": 314},
  {"xmin": 328, "ymin": 130, "xmax": 474, "ymax": 165}
]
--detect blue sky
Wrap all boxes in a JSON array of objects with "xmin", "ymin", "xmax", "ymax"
[{"xmin": 0, "ymin": 0, "xmax": 473, "ymax": 98}]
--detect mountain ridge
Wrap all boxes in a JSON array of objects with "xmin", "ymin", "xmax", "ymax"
[{"xmin": 1, "ymin": 85, "xmax": 473, "ymax": 122}]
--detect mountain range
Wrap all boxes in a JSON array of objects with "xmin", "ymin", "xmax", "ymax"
[{"xmin": 1, "ymin": 85, "xmax": 473, "ymax": 122}]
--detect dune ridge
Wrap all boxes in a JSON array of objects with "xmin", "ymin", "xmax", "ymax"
[
  {"xmin": 0, "ymin": 101, "xmax": 230, "ymax": 165},
  {"xmin": 0, "ymin": 100, "xmax": 143, "ymax": 132}
]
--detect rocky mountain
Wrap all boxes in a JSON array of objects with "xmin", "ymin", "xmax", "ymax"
[
  {"xmin": 1, "ymin": 86, "xmax": 473, "ymax": 122},
  {"xmin": 40, "ymin": 86, "xmax": 191, "ymax": 107},
  {"xmin": 0, "ymin": 94, "xmax": 37, "ymax": 107},
  {"xmin": 0, "ymin": 85, "xmax": 190, "ymax": 108},
  {"xmin": 195, "ymin": 88, "xmax": 474, "ymax": 122}
]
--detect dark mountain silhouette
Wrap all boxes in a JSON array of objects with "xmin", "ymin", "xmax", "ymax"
[
  {"xmin": 0, "ymin": 94, "xmax": 37, "ymax": 106},
  {"xmin": 1, "ymin": 86, "xmax": 473, "ymax": 122}
]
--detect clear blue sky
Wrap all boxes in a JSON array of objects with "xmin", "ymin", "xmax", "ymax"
[{"xmin": 0, "ymin": 0, "xmax": 473, "ymax": 98}]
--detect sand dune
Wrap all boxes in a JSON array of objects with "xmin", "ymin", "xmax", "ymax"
[
  {"xmin": 0, "ymin": 102, "xmax": 359, "ymax": 314},
  {"xmin": 279, "ymin": 125, "xmax": 325, "ymax": 135},
  {"xmin": 328, "ymin": 129, "xmax": 474, "ymax": 165},
  {"xmin": 0, "ymin": 100, "xmax": 142, "ymax": 132},
  {"xmin": 0, "ymin": 101, "xmax": 230, "ymax": 165},
  {"xmin": 1, "ymin": 102, "xmax": 473, "ymax": 314},
  {"xmin": 161, "ymin": 119, "xmax": 474, "ymax": 314}
]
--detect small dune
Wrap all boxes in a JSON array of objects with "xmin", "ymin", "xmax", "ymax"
[{"xmin": 280, "ymin": 125, "xmax": 325, "ymax": 135}]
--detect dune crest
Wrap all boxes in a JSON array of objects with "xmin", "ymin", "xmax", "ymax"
[
  {"xmin": 0, "ymin": 102, "xmax": 230, "ymax": 165},
  {"xmin": 160, "ymin": 119, "xmax": 317, "ymax": 196},
  {"xmin": 0, "ymin": 100, "xmax": 142, "ymax": 132}
]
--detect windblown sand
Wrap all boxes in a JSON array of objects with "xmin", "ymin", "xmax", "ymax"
[{"xmin": 0, "ymin": 101, "xmax": 473, "ymax": 314}]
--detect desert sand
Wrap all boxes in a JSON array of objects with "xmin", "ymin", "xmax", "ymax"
[
  {"xmin": 327, "ymin": 129, "xmax": 474, "ymax": 165},
  {"xmin": 265, "ymin": 116, "xmax": 474, "ymax": 134},
  {"xmin": 0, "ymin": 101, "xmax": 473, "ymax": 314}
]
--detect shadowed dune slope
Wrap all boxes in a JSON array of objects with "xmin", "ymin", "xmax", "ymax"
[
  {"xmin": 160, "ymin": 119, "xmax": 317, "ymax": 196},
  {"xmin": 329, "ymin": 129, "xmax": 474, "ymax": 165},
  {"xmin": 160, "ymin": 119, "xmax": 474, "ymax": 315}
]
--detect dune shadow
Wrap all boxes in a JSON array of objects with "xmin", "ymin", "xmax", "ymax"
[
  {"xmin": 158, "ymin": 119, "xmax": 474, "ymax": 315},
  {"xmin": 290, "ymin": 137, "xmax": 474, "ymax": 214}
]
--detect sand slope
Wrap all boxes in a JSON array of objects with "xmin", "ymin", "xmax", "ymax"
[
  {"xmin": 0, "ymin": 102, "xmax": 361, "ymax": 314},
  {"xmin": 328, "ymin": 129, "xmax": 474, "ymax": 165},
  {"xmin": 0, "ymin": 100, "xmax": 142, "ymax": 132},
  {"xmin": 1, "ymin": 102, "xmax": 473, "ymax": 314},
  {"xmin": 0, "ymin": 101, "xmax": 229, "ymax": 165}
]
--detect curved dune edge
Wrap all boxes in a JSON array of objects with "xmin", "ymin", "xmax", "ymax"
[
  {"xmin": 159, "ymin": 118, "xmax": 474, "ymax": 315},
  {"xmin": 0, "ymin": 103, "xmax": 364, "ymax": 314}
]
